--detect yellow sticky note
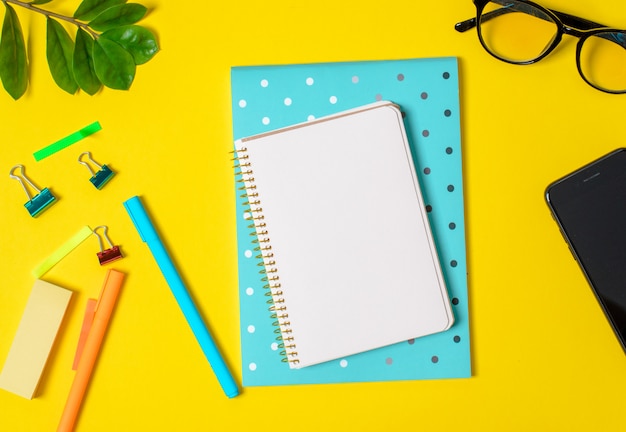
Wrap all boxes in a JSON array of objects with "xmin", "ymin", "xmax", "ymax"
[{"xmin": 0, "ymin": 280, "xmax": 72, "ymax": 399}]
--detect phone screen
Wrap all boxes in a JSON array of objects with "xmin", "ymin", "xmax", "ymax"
[{"xmin": 546, "ymin": 149, "xmax": 626, "ymax": 349}]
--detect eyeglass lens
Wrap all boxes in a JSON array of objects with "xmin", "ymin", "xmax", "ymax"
[
  {"xmin": 479, "ymin": 1, "xmax": 558, "ymax": 63},
  {"xmin": 477, "ymin": 1, "xmax": 626, "ymax": 92},
  {"xmin": 579, "ymin": 32, "xmax": 626, "ymax": 92}
]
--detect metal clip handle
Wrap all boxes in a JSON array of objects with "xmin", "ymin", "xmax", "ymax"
[
  {"xmin": 9, "ymin": 165, "xmax": 42, "ymax": 201},
  {"xmin": 78, "ymin": 152, "xmax": 103, "ymax": 177},
  {"xmin": 93, "ymin": 225, "xmax": 115, "ymax": 252}
]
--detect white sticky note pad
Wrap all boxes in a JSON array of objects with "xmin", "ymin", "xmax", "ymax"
[{"xmin": 0, "ymin": 280, "xmax": 72, "ymax": 399}]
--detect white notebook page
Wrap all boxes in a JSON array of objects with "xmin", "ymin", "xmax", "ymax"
[{"xmin": 236, "ymin": 102, "xmax": 453, "ymax": 368}]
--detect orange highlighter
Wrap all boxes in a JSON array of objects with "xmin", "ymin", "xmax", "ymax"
[{"xmin": 58, "ymin": 269, "xmax": 124, "ymax": 432}]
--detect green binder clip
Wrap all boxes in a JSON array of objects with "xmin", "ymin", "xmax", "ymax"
[
  {"xmin": 9, "ymin": 165, "xmax": 57, "ymax": 217},
  {"xmin": 78, "ymin": 151, "xmax": 115, "ymax": 190}
]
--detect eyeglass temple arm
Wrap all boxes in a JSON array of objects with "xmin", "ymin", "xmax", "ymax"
[
  {"xmin": 454, "ymin": 17, "xmax": 477, "ymax": 33},
  {"xmin": 455, "ymin": 2, "xmax": 607, "ymax": 33},
  {"xmin": 552, "ymin": 10, "xmax": 607, "ymax": 31},
  {"xmin": 550, "ymin": 11, "xmax": 624, "ymax": 50}
]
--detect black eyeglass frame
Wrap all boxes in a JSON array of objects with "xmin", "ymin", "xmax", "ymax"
[{"xmin": 455, "ymin": 0, "xmax": 626, "ymax": 94}]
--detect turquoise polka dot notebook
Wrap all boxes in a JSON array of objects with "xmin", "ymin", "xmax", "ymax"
[{"xmin": 231, "ymin": 57, "xmax": 471, "ymax": 386}]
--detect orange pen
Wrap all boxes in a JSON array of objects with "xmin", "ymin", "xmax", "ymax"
[{"xmin": 58, "ymin": 269, "xmax": 124, "ymax": 432}]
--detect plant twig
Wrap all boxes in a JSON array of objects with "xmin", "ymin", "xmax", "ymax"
[{"xmin": 3, "ymin": 0, "xmax": 100, "ymax": 39}]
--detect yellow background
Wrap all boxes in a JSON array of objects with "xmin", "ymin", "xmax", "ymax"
[{"xmin": 1, "ymin": 0, "xmax": 626, "ymax": 430}]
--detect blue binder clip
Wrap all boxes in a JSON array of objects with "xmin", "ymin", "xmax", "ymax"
[
  {"xmin": 9, "ymin": 165, "xmax": 57, "ymax": 217},
  {"xmin": 78, "ymin": 151, "xmax": 115, "ymax": 190},
  {"xmin": 93, "ymin": 225, "xmax": 123, "ymax": 265}
]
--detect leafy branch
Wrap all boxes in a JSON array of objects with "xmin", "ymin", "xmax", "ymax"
[{"xmin": 0, "ymin": 0, "xmax": 159, "ymax": 100}]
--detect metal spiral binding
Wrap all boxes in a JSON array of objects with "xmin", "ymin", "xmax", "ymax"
[{"xmin": 233, "ymin": 147, "xmax": 299, "ymax": 365}]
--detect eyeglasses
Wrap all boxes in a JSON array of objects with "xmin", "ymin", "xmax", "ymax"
[{"xmin": 455, "ymin": 0, "xmax": 626, "ymax": 94}]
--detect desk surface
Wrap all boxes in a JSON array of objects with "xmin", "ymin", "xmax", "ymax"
[{"xmin": 1, "ymin": 1, "xmax": 625, "ymax": 430}]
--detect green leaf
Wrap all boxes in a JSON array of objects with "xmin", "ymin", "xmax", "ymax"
[
  {"xmin": 101, "ymin": 25, "xmax": 158, "ymax": 65},
  {"xmin": 0, "ymin": 3, "xmax": 28, "ymax": 100},
  {"xmin": 73, "ymin": 28, "xmax": 101, "ymax": 95},
  {"xmin": 74, "ymin": 0, "xmax": 126, "ymax": 21},
  {"xmin": 93, "ymin": 37, "xmax": 135, "ymax": 90},
  {"xmin": 46, "ymin": 18, "xmax": 78, "ymax": 94},
  {"xmin": 88, "ymin": 4, "xmax": 147, "ymax": 32}
]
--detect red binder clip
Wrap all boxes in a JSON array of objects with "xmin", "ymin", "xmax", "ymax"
[{"xmin": 93, "ymin": 225, "xmax": 123, "ymax": 265}]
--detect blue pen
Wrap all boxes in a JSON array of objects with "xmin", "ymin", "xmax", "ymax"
[{"xmin": 123, "ymin": 195, "xmax": 239, "ymax": 398}]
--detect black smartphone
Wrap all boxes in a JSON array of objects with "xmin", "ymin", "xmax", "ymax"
[{"xmin": 546, "ymin": 148, "xmax": 626, "ymax": 353}]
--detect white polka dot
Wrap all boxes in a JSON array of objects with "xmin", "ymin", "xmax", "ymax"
[
  {"xmin": 246, "ymin": 287, "xmax": 254, "ymax": 296},
  {"xmin": 352, "ymin": 76, "xmax": 359, "ymax": 83},
  {"xmin": 243, "ymin": 211, "xmax": 251, "ymax": 220},
  {"xmin": 247, "ymin": 325, "xmax": 255, "ymax": 333},
  {"xmin": 270, "ymin": 342, "xmax": 278, "ymax": 351},
  {"xmin": 339, "ymin": 359, "xmax": 348, "ymax": 368},
  {"xmin": 306, "ymin": 77, "xmax": 314, "ymax": 86},
  {"xmin": 260, "ymin": 79, "xmax": 269, "ymax": 87},
  {"xmin": 238, "ymin": 99, "xmax": 247, "ymax": 108},
  {"xmin": 307, "ymin": 115, "xmax": 315, "ymax": 121},
  {"xmin": 249, "ymin": 362, "xmax": 257, "ymax": 371},
  {"xmin": 244, "ymin": 250, "xmax": 252, "ymax": 258},
  {"xmin": 262, "ymin": 117, "xmax": 270, "ymax": 125},
  {"xmin": 329, "ymin": 96, "xmax": 338, "ymax": 104},
  {"xmin": 284, "ymin": 97, "xmax": 292, "ymax": 106}
]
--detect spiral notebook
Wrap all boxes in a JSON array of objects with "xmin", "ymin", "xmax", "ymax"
[
  {"xmin": 234, "ymin": 101, "xmax": 454, "ymax": 369},
  {"xmin": 231, "ymin": 57, "xmax": 471, "ymax": 385}
]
